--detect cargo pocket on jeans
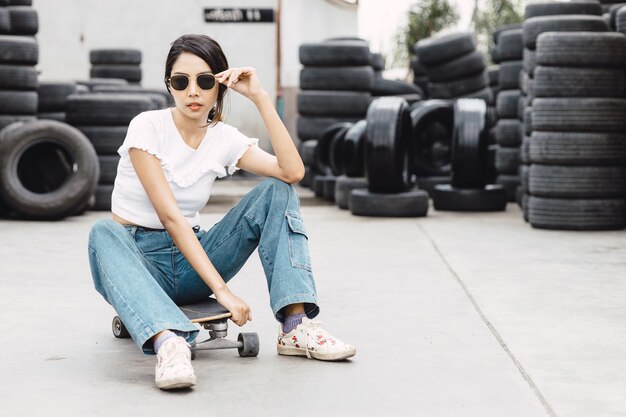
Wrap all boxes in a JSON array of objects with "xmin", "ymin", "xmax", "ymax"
[{"xmin": 285, "ymin": 211, "xmax": 312, "ymax": 272}]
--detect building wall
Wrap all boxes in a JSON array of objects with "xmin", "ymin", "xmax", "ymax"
[{"xmin": 35, "ymin": 0, "xmax": 357, "ymax": 148}]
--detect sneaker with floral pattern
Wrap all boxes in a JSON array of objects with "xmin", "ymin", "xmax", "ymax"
[{"xmin": 277, "ymin": 318, "xmax": 356, "ymax": 361}]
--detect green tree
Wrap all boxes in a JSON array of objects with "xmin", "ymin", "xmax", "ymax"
[
  {"xmin": 391, "ymin": 0, "xmax": 459, "ymax": 70},
  {"xmin": 472, "ymin": 0, "xmax": 525, "ymax": 58}
]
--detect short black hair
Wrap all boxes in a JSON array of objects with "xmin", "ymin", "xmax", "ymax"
[{"xmin": 164, "ymin": 34, "xmax": 229, "ymax": 125}]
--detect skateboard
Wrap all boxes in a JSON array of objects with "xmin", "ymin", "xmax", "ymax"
[{"xmin": 111, "ymin": 297, "xmax": 259, "ymax": 359}]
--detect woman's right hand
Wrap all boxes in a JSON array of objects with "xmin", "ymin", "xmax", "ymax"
[{"xmin": 215, "ymin": 288, "xmax": 252, "ymax": 327}]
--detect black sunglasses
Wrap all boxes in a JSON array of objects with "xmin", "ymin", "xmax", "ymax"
[{"xmin": 168, "ymin": 74, "xmax": 216, "ymax": 91}]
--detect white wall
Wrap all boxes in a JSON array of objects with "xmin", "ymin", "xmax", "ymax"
[{"xmin": 34, "ymin": 0, "xmax": 358, "ymax": 147}]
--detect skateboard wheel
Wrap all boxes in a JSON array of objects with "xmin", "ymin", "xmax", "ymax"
[
  {"xmin": 237, "ymin": 332, "xmax": 260, "ymax": 357},
  {"xmin": 112, "ymin": 316, "xmax": 130, "ymax": 339}
]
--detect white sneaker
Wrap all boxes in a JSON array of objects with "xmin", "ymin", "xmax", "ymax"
[
  {"xmin": 277, "ymin": 318, "xmax": 356, "ymax": 361},
  {"xmin": 155, "ymin": 336, "xmax": 197, "ymax": 390}
]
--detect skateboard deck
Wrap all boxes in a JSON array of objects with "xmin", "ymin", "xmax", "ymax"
[{"xmin": 179, "ymin": 298, "xmax": 232, "ymax": 323}]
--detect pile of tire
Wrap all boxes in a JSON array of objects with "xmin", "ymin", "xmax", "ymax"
[
  {"xmin": 0, "ymin": 119, "xmax": 99, "ymax": 219},
  {"xmin": 410, "ymin": 56, "xmax": 429, "ymax": 97},
  {"xmin": 349, "ymin": 96, "xmax": 429, "ymax": 217},
  {"xmin": 65, "ymin": 93, "xmax": 159, "ymax": 210},
  {"xmin": 37, "ymin": 81, "xmax": 86, "ymax": 122},
  {"xmin": 370, "ymin": 52, "xmax": 424, "ymax": 104},
  {"xmin": 297, "ymin": 39, "xmax": 372, "ymax": 144},
  {"xmin": 528, "ymin": 30, "xmax": 626, "ymax": 230},
  {"xmin": 520, "ymin": 0, "xmax": 606, "ymax": 220},
  {"xmin": 0, "ymin": 0, "xmax": 38, "ymax": 131},
  {"xmin": 90, "ymin": 49, "xmax": 142, "ymax": 85},
  {"xmin": 414, "ymin": 32, "xmax": 493, "ymax": 103},
  {"xmin": 491, "ymin": 24, "xmax": 524, "ymax": 202},
  {"xmin": 431, "ymin": 99, "xmax": 507, "ymax": 211}
]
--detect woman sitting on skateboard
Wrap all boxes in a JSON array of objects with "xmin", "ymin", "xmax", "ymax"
[{"xmin": 87, "ymin": 33, "xmax": 356, "ymax": 390}]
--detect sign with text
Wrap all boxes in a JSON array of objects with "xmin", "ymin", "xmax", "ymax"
[{"xmin": 204, "ymin": 8, "xmax": 274, "ymax": 23}]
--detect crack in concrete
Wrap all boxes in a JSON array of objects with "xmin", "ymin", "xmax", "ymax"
[{"xmin": 417, "ymin": 222, "xmax": 557, "ymax": 417}]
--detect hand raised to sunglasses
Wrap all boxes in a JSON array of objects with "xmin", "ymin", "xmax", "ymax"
[{"xmin": 215, "ymin": 67, "xmax": 266, "ymax": 101}]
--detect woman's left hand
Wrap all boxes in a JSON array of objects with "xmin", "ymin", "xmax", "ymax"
[{"xmin": 215, "ymin": 67, "xmax": 266, "ymax": 101}]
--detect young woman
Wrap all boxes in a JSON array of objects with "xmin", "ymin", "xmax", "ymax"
[{"xmin": 87, "ymin": 34, "xmax": 356, "ymax": 390}]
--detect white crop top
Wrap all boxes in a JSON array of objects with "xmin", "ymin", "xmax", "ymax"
[{"xmin": 111, "ymin": 108, "xmax": 259, "ymax": 229}]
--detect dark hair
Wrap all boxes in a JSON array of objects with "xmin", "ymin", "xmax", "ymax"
[{"xmin": 164, "ymin": 34, "xmax": 228, "ymax": 126}]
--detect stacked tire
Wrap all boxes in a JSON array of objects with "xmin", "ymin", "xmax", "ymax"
[
  {"xmin": 491, "ymin": 26, "xmax": 524, "ymax": 202},
  {"xmin": 528, "ymin": 31, "xmax": 626, "ymax": 230},
  {"xmin": 0, "ymin": 0, "xmax": 38, "ymax": 132},
  {"xmin": 297, "ymin": 40, "xmax": 372, "ymax": 143},
  {"xmin": 66, "ymin": 94, "xmax": 158, "ymax": 210},
  {"xmin": 371, "ymin": 52, "xmax": 424, "ymax": 104},
  {"xmin": 37, "ymin": 82, "xmax": 85, "ymax": 122},
  {"xmin": 90, "ymin": 49, "xmax": 142, "ymax": 85},
  {"xmin": 520, "ymin": 0, "xmax": 605, "ymax": 219},
  {"xmin": 350, "ymin": 96, "xmax": 429, "ymax": 217},
  {"xmin": 414, "ymin": 32, "xmax": 492, "ymax": 103}
]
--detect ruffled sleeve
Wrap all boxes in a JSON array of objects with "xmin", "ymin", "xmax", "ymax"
[
  {"xmin": 117, "ymin": 113, "xmax": 163, "ymax": 162},
  {"xmin": 225, "ymin": 126, "xmax": 259, "ymax": 175}
]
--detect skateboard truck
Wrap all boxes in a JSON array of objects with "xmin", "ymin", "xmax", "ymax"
[{"xmin": 111, "ymin": 297, "xmax": 260, "ymax": 360}]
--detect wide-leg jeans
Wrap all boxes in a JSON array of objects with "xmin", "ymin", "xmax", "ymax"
[{"xmin": 88, "ymin": 178, "xmax": 319, "ymax": 354}]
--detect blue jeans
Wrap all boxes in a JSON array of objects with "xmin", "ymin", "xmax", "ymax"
[{"xmin": 88, "ymin": 178, "xmax": 319, "ymax": 354}]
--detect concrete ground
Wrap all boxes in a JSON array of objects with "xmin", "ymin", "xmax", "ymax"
[{"xmin": 1, "ymin": 178, "xmax": 624, "ymax": 417}]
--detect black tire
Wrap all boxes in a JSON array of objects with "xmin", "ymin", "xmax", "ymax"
[
  {"xmin": 90, "ymin": 65, "xmax": 142, "ymax": 83},
  {"xmin": 529, "ymin": 165, "xmax": 626, "ymax": 198},
  {"xmin": 451, "ymin": 99, "xmax": 490, "ymax": 188},
  {"xmin": 410, "ymin": 56, "xmax": 428, "ymax": 76},
  {"xmin": 77, "ymin": 126, "xmax": 128, "ymax": 155},
  {"xmin": 495, "ymin": 147, "xmax": 520, "ymax": 175},
  {"xmin": 37, "ymin": 112, "xmax": 65, "ymax": 122},
  {"xmin": 98, "ymin": 155, "xmax": 120, "ymax": 185},
  {"xmin": 341, "ymin": 120, "xmax": 367, "ymax": 177},
  {"xmin": 529, "ymin": 131, "xmax": 626, "ymax": 166},
  {"xmin": 535, "ymin": 31, "xmax": 626, "ymax": 68},
  {"xmin": 458, "ymin": 87, "xmax": 494, "ymax": 104},
  {"xmin": 297, "ymin": 116, "xmax": 360, "ymax": 141},
  {"xmin": 498, "ymin": 29, "xmax": 523, "ymax": 60},
  {"xmin": 299, "ymin": 139, "xmax": 318, "ymax": 167},
  {"xmin": 371, "ymin": 77, "xmax": 423, "ymax": 97},
  {"xmin": 523, "ymin": 48, "xmax": 536, "ymax": 77},
  {"xmin": 299, "ymin": 41, "xmax": 371, "ymax": 66},
  {"xmin": 316, "ymin": 122, "xmax": 352, "ymax": 175},
  {"xmin": 523, "ymin": 15, "xmax": 608, "ymax": 50},
  {"xmin": 8, "ymin": 0, "xmax": 33, "ymax": 5},
  {"xmin": 38, "ymin": 82, "xmax": 78, "ymax": 111},
  {"xmin": 414, "ymin": 32, "xmax": 476, "ymax": 66},
  {"xmin": 496, "ymin": 89, "xmax": 521, "ymax": 118},
  {"xmin": 498, "ymin": 61, "xmax": 523, "ymax": 89},
  {"xmin": 0, "ymin": 90, "xmax": 36, "ymax": 114},
  {"xmin": 0, "ymin": 64, "xmax": 36, "ymax": 90},
  {"xmin": 0, "ymin": 120, "xmax": 99, "ymax": 219},
  {"xmin": 521, "ymin": 135, "xmax": 530, "ymax": 164},
  {"xmin": 410, "ymin": 99, "xmax": 454, "ymax": 177},
  {"xmin": 531, "ymin": 98, "xmax": 626, "ymax": 132},
  {"xmin": 0, "ymin": 8, "xmax": 9, "ymax": 34},
  {"xmin": 365, "ymin": 97, "xmax": 411, "ymax": 193},
  {"xmin": 7, "ymin": 6, "xmax": 38, "ymax": 35},
  {"xmin": 0, "ymin": 114, "xmax": 35, "ymax": 130},
  {"xmin": 370, "ymin": 52, "xmax": 384, "ymax": 70},
  {"xmin": 491, "ymin": 44, "xmax": 502, "ymax": 64},
  {"xmin": 299, "ymin": 66, "xmax": 374, "ymax": 91},
  {"xmin": 322, "ymin": 175, "xmax": 337, "ymax": 202},
  {"xmin": 533, "ymin": 66, "xmax": 624, "ymax": 98},
  {"xmin": 425, "ymin": 50, "xmax": 485, "ymax": 83},
  {"xmin": 432, "ymin": 184, "xmax": 507, "ymax": 211},
  {"xmin": 94, "ymin": 184, "xmax": 113, "ymax": 211},
  {"xmin": 335, "ymin": 176, "xmax": 368, "ymax": 210},
  {"xmin": 495, "ymin": 175, "xmax": 520, "ymax": 202},
  {"xmin": 487, "ymin": 66, "xmax": 499, "ymax": 86},
  {"xmin": 525, "ymin": 1, "xmax": 602, "ymax": 19},
  {"xmin": 66, "ymin": 93, "xmax": 156, "ymax": 126},
  {"xmin": 528, "ymin": 196, "xmax": 625, "ymax": 230},
  {"xmin": 297, "ymin": 90, "xmax": 371, "ymax": 116},
  {"xmin": 311, "ymin": 175, "xmax": 335, "ymax": 199},
  {"xmin": 495, "ymin": 119, "xmax": 521, "ymax": 147},
  {"xmin": 90, "ymin": 49, "xmax": 142, "ymax": 65},
  {"xmin": 493, "ymin": 23, "xmax": 522, "ymax": 44},
  {"xmin": 0, "ymin": 35, "xmax": 37, "ymax": 65},
  {"xmin": 349, "ymin": 187, "xmax": 429, "ymax": 217},
  {"xmin": 76, "ymin": 78, "xmax": 129, "ymax": 89},
  {"xmin": 428, "ymin": 72, "xmax": 488, "ymax": 99}
]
